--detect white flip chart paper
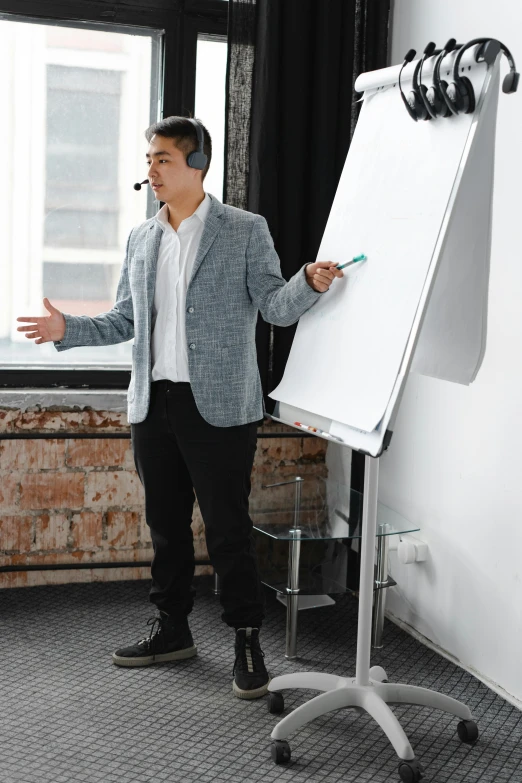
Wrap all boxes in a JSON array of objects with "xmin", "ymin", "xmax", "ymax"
[
  {"xmin": 410, "ymin": 67, "xmax": 498, "ymax": 384},
  {"xmin": 270, "ymin": 62, "xmax": 488, "ymax": 433}
]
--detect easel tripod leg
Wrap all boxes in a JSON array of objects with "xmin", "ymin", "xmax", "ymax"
[
  {"xmin": 270, "ymin": 686, "xmax": 361, "ymax": 740},
  {"xmin": 361, "ymin": 690, "xmax": 415, "ymax": 760},
  {"xmin": 379, "ymin": 682, "xmax": 473, "ymax": 720}
]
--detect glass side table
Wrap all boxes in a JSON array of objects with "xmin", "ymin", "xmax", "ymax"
[{"xmin": 252, "ymin": 476, "xmax": 419, "ymax": 660}]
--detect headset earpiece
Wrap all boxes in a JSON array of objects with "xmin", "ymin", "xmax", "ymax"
[
  {"xmin": 186, "ymin": 118, "xmax": 208, "ymax": 170},
  {"xmin": 426, "ymin": 80, "xmax": 451, "ymax": 117},
  {"xmin": 406, "ymin": 87, "xmax": 429, "ymax": 121},
  {"xmin": 502, "ymin": 70, "xmax": 520, "ymax": 94},
  {"xmin": 445, "ymin": 74, "xmax": 475, "ymax": 114}
]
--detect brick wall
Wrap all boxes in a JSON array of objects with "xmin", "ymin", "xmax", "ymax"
[{"xmin": 0, "ymin": 405, "xmax": 327, "ymax": 589}]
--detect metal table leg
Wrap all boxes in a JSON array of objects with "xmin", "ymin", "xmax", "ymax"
[
  {"xmin": 286, "ymin": 528, "xmax": 302, "ymax": 660},
  {"xmin": 261, "ymin": 475, "xmax": 305, "ymax": 659},
  {"xmin": 372, "ymin": 523, "xmax": 390, "ymax": 648},
  {"xmin": 214, "ymin": 572, "xmax": 221, "ymax": 595},
  {"xmin": 285, "ymin": 476, "xmax": 303, "ymax": 659}
]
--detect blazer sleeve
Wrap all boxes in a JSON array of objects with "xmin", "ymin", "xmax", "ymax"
[
  {"xmin": 54, "ymin": 229, "xmax": 135, "ymax": 351},
  {"xmin": 245, "ymin": 215, "xmax": 324, "ymax": 327}
]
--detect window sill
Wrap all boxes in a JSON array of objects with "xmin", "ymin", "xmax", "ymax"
[{"xmin": 0, "ymin": 388, "xmax": 128, "ymax": 413}]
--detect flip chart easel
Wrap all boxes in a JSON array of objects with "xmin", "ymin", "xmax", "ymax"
[{"xmin": 266, "ymin": 45, "xmax": 503, "ymax": 781}]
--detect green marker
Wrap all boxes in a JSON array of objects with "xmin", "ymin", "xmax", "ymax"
[{"xmin": 336, "ymin": 253, "xmax": 367, "ymax": 270}]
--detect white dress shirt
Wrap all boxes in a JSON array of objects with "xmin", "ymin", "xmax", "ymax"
[{"xmin": 150, "ymin": 192, "xmax": 211, "ymax": 382}]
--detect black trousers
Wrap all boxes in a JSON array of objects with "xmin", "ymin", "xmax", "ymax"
[{"xmin": 131, "ymin": 380, "xmax": 265, "ymax": 628}]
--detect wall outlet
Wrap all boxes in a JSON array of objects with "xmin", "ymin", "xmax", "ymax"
[{"xmin": 397, "ymin": 535, "xmax": 428, "ymax": 564}]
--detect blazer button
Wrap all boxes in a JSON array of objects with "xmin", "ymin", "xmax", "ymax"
[
  {"xmin": 188, "ymin": 306, "xmax": 194, "ymax": 313},
  {"xmin": 189, "ymin": 343, "xmax": 196, "ymax": 350}
]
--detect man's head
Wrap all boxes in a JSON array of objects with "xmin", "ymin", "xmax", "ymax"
[{"xmin": 144, "ymin": 116, "xmax": 212, "ymax": 204}]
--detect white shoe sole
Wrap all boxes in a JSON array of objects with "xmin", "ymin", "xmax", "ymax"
[
  {"xmin": 232, "ymin": 677, "xmax": 271, "ymax": 700},
  {"xmin": 112, "ymin": 645, "xmax": 197, "ymax": 667}
]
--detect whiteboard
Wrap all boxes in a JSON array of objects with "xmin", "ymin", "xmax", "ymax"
[{"xmin": 269, "ymin": 50, "xmax": 499, "ymax": 454}]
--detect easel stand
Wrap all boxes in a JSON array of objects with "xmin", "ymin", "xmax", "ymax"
[{"xmin": 268, "ymin": 455, "xmax": 478, "ymax": 783}]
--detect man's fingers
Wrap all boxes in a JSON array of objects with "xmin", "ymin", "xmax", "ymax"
[
  {"xmin": 17, "ymin": 317, "xmax": 43, "ymax": 324},
  {"xmin": 25, "ymin": 331, "xmax": 40, "ymax": 339},
  {"xmin": 43, "ymin": 297, "xmax": 58, "ymax": 314},
  {"xmin": 315, "ymin": 270, "xmax": 335, "ymax": 283},
  {"xmin": 17, "ymin": 323, "xmax": 40, "ymax": 332}
]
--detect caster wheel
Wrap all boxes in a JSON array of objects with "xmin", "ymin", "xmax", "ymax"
[
  {"xmin": 457, "ymin": 719, "xmax": 479, "ymax": 744},
  {"xmin": 398, "ymin": 758, "xmax": 424, "ymax": 782},
  {"xmin": 268, "ymin": 692, "xmax": 285, "ymax": 714},
  {"xmin": 369, "ymin": 665, "xmax": 388, "ymax": 683},
  {"xmin": 271, "ymin": 740, "xmax": 291, "ymax": 764}
]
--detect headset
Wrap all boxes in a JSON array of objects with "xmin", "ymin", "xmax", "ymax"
[
  {"xmin": 440, "ymin": 37, "xmax": 519, "ymax": 116},
  {"xmin": 399, "ymin": 43, "xmax": 440, "ymax": 121},
  {"xmin": 185, "ymin": 117, "xmax": 208, "ymax": 170},
  {"xmin": 134, "ymin": 117, "xmax": 208, "ymax": 190},
  {"xmin": 424, "ymin": 38, "xmax": 460, "ymax": 119}
]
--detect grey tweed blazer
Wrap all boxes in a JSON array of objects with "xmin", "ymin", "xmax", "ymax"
[{"xmin": 54, "ymin": 193, "xmax": 323, "ymax": 426}]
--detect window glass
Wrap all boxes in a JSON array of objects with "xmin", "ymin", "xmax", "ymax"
[
  {"xmin": 0, "ymin": 20, "xmax": 158, "ymax": 367},
  {"xmin": 195, "ymin": 36, "xmax": 227, "ymax": 203},
  {"xmin": 45, "ymin": 65, "xmax": 121, "ymax": 249}
]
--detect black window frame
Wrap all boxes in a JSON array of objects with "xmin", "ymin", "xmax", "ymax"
[{"xmin": 0, "ymin": 0, "xmax": 228, "ymax": 390}]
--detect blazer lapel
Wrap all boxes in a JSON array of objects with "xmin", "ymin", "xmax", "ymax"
[
  {"xmin": 144, "ymin": 221, "xmax": 164, "ymax": 308},
  {"xmin": 189, "ymin": 193, "xmax": 225, "ymax": 284}
]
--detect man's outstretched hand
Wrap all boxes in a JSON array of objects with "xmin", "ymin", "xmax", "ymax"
[
  {"xmin": 305, "ymin": 261, "xmax": 344, "ymax": 293},
  {"xmin": 17, "ymin": 298, "xmax": 66, "ymax": 344}
]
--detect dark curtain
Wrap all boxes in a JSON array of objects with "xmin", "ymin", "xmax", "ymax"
[
  {"xmin": 224, "ymin": 0, "xmax": 390, "ymax": 414},
  {"xmin": 224, "ymin": 0, "xmax": 390, "ymax": 589}
]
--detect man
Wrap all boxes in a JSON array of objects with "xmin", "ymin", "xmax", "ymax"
[{"xmin": 17, "ymin": 116, "xmax": 343, "ymax": 700}]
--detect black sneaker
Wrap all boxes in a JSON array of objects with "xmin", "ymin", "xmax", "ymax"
[
  {"xmin": 112, "ymin": 612, "xmax": 197, "ymax": 667},
  {"xmin": 232, "ymin": 627, "xmax": 270, "ymax": 699}
]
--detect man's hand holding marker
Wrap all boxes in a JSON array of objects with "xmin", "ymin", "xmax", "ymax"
[{"xmin": 305, "ymin": 254, "xmax": 367, "ymax": 292}]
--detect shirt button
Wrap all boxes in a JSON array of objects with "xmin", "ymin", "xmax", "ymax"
[
  {"xmin": 189, "ymin": 343, "xmax": 196, "ymax": 350},
  {"xmin": 188, "ymin": 307, "xmax": 194, "ymax": 313}
]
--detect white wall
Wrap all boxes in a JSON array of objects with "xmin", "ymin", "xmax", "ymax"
[{"xmin": 377, "ymin": 0, "xmax": 522, "ymax": 703}]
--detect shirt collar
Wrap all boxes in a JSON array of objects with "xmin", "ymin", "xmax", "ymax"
[{"xmin": 155, "ymin": 192, "xmax": 211, "ymax": 231}]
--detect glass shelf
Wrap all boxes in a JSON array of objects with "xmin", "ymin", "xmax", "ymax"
[
  {"xmin": 252, "ymin": 478, "xmax": 419, "ymax": 541},
  {"xmin": 258, "ymin": 547, "xmax": 397, "ymax": 597},
  {"xmin": 261, "ymin": 567, "xmax": 348, "ymax": 597}
]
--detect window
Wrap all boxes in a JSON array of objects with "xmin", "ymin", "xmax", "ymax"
[
  {"xmin": 0, "ymin": 20, "xmax": 159, "ymax": 370},
  {"xmin": 0, "ymin": 1, "xmax": 228, "ymax": 387}
]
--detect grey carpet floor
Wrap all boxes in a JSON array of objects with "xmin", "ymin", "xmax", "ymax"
[{"xmin": 0, "ymin": 576, "xmax": 521, "ymax": 783}]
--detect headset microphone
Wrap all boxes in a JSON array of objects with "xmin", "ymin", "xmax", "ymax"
[
  {"xmin": 399, "ymin": 49, "xmax": 418, "ymax": 120},
  {"xmin": 134, "ymin": 179, "xmax": 149, "ymax": 191}
]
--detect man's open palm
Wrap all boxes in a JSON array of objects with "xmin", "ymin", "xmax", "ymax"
[{"xmin": 17, "ymin": 298, "xmax": 66, "ymax": 344}]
